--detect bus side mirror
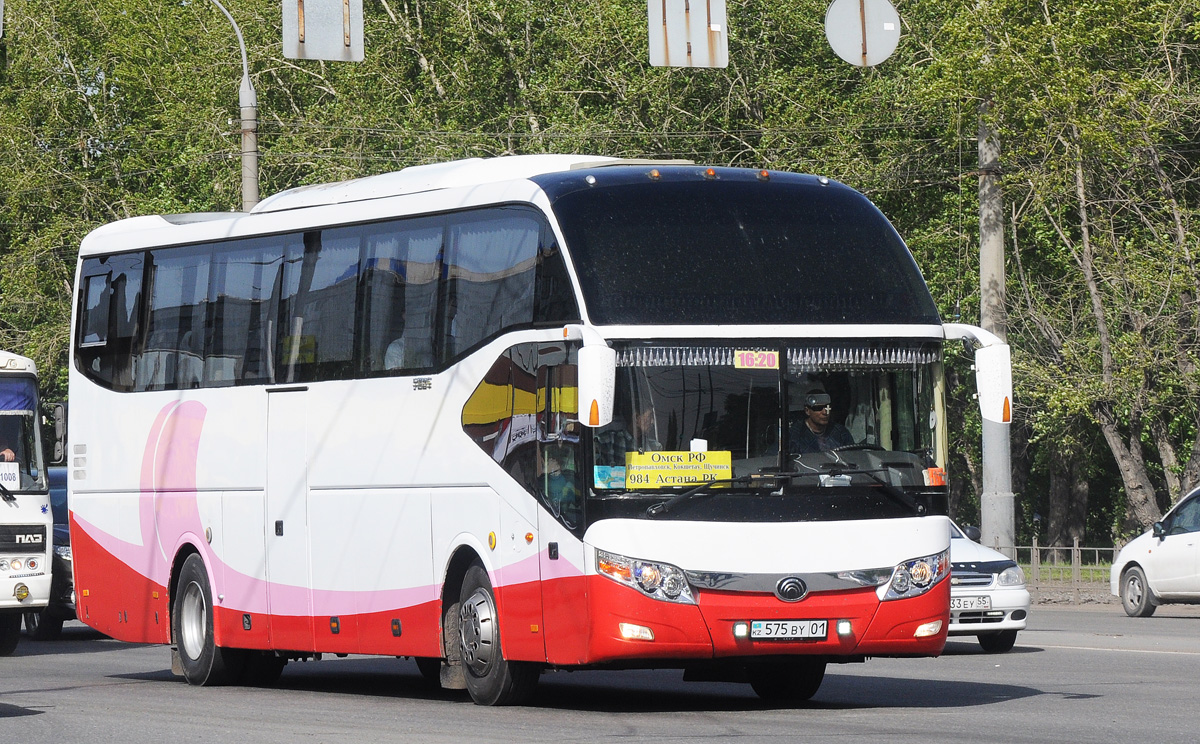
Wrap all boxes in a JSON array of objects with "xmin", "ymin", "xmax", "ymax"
[
  {"xmin": 577, "ymin": 345, "xmax": 615, "ymax": 428},
  {"xmin": 52, "ymin": 403, "xmax": 67, "ymax": 463},
  {"xmin": 974, "ymin": 344, "xmax": 1012, "ymax": 424}
]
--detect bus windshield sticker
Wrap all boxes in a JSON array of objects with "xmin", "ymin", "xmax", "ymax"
[
  {"xmin": 733, "ymin": 350, "xmax": 778, "ymax": 369},
  {"xmin": 593, "ymin": 465, "xmax": 626, "ymax": 489},
  {"xmin": 0, "ymin": 462, "xmax": 19, "ymax": 489},
  {"xmin": 624, "ymin": 451, "xmax": 732, "ymax": 489}
]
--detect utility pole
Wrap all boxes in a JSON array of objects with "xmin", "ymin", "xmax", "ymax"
[
  {"xmin": 209, "ymin": 0, "xmax": 258, "ymax": 211},
  {"xmin": 978, "ymin": 101, "xmax": 1015, "ymax": 555}
]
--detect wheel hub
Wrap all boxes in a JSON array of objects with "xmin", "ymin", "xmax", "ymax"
[
  {"xmin": 179, "ymin": 580, "xmax": 207, "ymax": 660},
  {"xmin": 459, "ymin": 589, "xmax": 496, "ymax": 676}
]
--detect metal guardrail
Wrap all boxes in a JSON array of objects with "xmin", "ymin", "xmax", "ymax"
[{"xmin": 989, "ymin": 537, "xmax": 1118, "ymax": 605}]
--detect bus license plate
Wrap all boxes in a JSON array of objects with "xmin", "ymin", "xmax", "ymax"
[
  {"xmin": 950, "ymin": 596, "xmax": 992, "ymax": 611},
  {"xmin": 750, "ymin": 620, "xmax": 828, "ymax": 640}
]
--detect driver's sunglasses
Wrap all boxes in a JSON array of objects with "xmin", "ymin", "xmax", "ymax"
[{"xmin": 807, "ymin": 404, "xmax": 832, "ymax": 412}]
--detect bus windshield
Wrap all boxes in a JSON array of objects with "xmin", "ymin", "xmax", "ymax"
[
  {"xmin": 0, "ymin": 376, "xmax": 47, "ymax": 493},
  {"xmin": 587, "ymin": 342, "xmax": 945, "ymax": 520}
]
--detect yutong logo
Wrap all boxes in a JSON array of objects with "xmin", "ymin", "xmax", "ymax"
[
  {"xmin": 16, "ymin": 534, "xmax": 43, "ymax": 544},
  {"xmin": 775, "ymin": 576, "xmax": 809, "ymax": 602}
]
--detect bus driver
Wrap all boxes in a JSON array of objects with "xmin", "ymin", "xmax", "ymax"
[{"xmin": 790, "ymin": 388, "xmax": 855, "ymax": 454}]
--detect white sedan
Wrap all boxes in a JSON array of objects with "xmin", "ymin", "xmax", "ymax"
[
  {"xmin": 948, "ymin": 522, "xmax": 1030, "ymax": 652},
  {"xmin": 1111, "ymin": 487, "xmax": 1200, "ymax": 617}
]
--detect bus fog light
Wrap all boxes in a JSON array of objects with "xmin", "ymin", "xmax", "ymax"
[
  {"xmin": 619, "ymin": 623, "xmax": 655, "ymax": 641},
  {"xmin": 733, "ymin": 621, "xmax": 749, "ymax": 639},
  {"xmin": 837, "ymin": 619, "xmax": 853, "ymax": 636},
  {"xmin": 14, "ymin": 583, "xmax": 30, "ymax": 601},
  {"xmin": 914, "ymin": 620, "xmax": 943, "ymax": 638}
]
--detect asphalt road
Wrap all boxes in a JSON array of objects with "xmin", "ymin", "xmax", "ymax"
[{"xmin": 4, "ymin": 604, "xmax": 1200, "ymax": 743}]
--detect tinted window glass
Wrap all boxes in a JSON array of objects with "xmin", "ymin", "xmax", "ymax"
[
  {"xmin": 207, "ymin": 237, "xmax": 283, "ymax": 386},
  {"xmin": 360, "ymin": 220, "xmax": 442, "ymax": 373},
  {"xmin": 540, "ymin": 172, "xmax": 940, "ymax": 326},
  {"xmin": 441, "ymin": 210, "xmax": 540, "ymax": 361},
  {"xmin": 76, "ymin": 253, "xmax": 144, "ymax": 391},
  {"xmin": 141, "ymin": 245, "xmax": 211, "ymax": 390},
  {"xmin": 277, "ymin": 231, "xmax": 357, "ymax": 383}
]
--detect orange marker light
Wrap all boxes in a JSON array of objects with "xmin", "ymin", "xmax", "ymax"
[
  {"xmin": 757, "ymin": 169, "xmax": 770, "ymax": 181},
  {"xmin": 1002, "ymin": 397, "xmax": 1012, "ymax": 423},
  {"xmin": 704, "ymin": 168, "xmax": 717, "ymax": 180},
  {"xmin": 648, "ymin": 169, "xmax": 661, "ymax": 180},
  {"xmin": 525, "ymin": 533, "xmax": 535, "ymax": 544},
  {"xmin": 589, "ymin": 399, "xmax": 600, "ymax": 426}
]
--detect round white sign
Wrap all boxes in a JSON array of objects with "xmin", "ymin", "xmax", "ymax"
[{"xmin": 824, "ymin": 0, "xmax": 901, "ymax": 67}]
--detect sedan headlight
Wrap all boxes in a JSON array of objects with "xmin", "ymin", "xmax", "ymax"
[
  {"xmin": 882, "ymin": 548, "xmax": 950, "ymax": 601},
  {"xmin": 596, "ymin": 549, "xmax": 695, "ymax": 604},
  {"xmin": 997, "ymin": 564, "xmax": 1025, "ymax": 586},
  {"xmin": 54, "ymin": 545, "xmax": 72, "ymax": 562}
]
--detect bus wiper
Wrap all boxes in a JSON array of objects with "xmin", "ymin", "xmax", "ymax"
[
  {"xmin": 645, "ymin": 474, "xmax": 775, "ymax": 517},
  {"xmin": 0, "ymin": 482, "xmax": 14, "ymax": 502}
]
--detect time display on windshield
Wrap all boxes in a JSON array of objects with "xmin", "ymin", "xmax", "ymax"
[{"xmin": 733, "ymin": 350, "xmax": 778, "ymax": 369}]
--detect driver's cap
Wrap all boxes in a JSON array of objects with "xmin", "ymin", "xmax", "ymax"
[{"xmin": 804, "ymin": 391, "xmax": 831, "ymax": 408}]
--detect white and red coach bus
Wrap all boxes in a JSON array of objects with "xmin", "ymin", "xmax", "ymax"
[{"xmin": 69, "ymin": 155, "xmax": 1010, "ymax": 704}]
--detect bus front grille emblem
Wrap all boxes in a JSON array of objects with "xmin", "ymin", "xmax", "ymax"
[{"xmin": 775, "ymin": 577, "xmax": 808, "ymax": 602}]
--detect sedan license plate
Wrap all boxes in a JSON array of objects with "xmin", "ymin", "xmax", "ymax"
[
  {"xmin": 950, "ymin": 595, "xmax": 992, "ymax": 611},
  {"xmin": 750, "ymin": 620, "xmax": 828, "ymax": 640}
]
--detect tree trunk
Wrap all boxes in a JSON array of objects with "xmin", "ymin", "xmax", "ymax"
[{"xmin": 1096, "ymin": 404, "xmax": 1162, "ymax": 532}]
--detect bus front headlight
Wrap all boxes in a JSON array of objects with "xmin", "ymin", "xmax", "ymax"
[
  {"xmin": 597, "ymin": 549, "xmax": 695, "ymax": 604},
  {"xmin": 881, "ymin": 548, "xmax": 949, "ymax": 601}
]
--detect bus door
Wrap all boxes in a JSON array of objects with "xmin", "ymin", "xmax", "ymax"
[
  {"xmin": 265, "ymin": 388, "xmax": 315, "ymax": 650},
  {"xmin": 534, "ymin": 361, "xmax": 589, "ymax": 664}
]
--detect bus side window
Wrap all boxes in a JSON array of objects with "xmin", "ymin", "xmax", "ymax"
[
  {"xmin": 440, "ymin": 210, "xmax": 540, "ymax": 363},
  {"xmin": 360, "ymin": 220, "xmax": 441, "ymax": 374},
  {"xmin": 76, "ymin": 254, "xmax": 144, "ymax": 392}
]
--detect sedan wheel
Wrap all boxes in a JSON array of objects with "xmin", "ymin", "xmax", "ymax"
[{"xmin": 1121, "ymin": 566, "xmax": 1157, "ymax": 618}]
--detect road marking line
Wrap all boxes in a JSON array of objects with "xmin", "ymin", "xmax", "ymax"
[{"xmin": 1023, "ymin": 643, "xmax": 1200, "ymax": 656}]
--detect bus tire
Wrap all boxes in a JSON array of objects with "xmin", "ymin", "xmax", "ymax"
[
  {"xmin": 458, "ymin": 564, "xmax": 538, "ymax": 706},
  {"xmin": 0, "ymin": 613, "xmax": 21, "ymax": 656},
  {"xmin": 173, "ymin": 553, "xmax": 245, "ymax": 685},
  {"xmin": 25, "ymin": 609, "xmax": 64, "ymax": 640},
  {"xmin": 239, "ymin": 651, "xmax": 287, "ymax": 686},
  {"xmin": 414, "ymin": 657, "xmax": 443, "ymax": 686},
  {"xmin": 747, "ymin": 659, "xmax": 826, "ymax": 702}
]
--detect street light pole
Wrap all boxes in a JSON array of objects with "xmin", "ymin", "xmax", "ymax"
[{"xmin": 209, "ymin": 0, "xmax": 258, "ymax": 211}]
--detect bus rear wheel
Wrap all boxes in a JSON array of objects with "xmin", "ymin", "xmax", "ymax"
[
  {"xmin": 458, "ymin": 564, "xmax": 538, "ymax": 706},
  {"xmin": 173, "ymin": 553, "xmax": 245, "ymax": 685},
  {"xmin": 747, "ymin": 659, "xmax": 827, "ymax": 702}
]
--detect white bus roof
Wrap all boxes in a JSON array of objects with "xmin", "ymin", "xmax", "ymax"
[
  {"xmin": 252, "ymin": 154, "xmax": 621, "ymax": 213},
  {"xmin": 0, "ymin": 350, "xmax": 37, "ymax": 376},
  {"xmin": 79, "ymin": 154, "xmax": 643, "ymax": 253}
]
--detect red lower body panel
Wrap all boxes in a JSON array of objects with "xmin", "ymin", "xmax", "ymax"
[{"xmin": 578, "ymin": 574, "xmax": 949, "ymax": 665}]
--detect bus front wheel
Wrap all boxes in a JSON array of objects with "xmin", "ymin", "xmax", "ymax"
[
  {"xmin": 173, "ymin": 553, "xmax": 245, "ymax": 685},
  {"xmin": 747, "ymin": 659, "xmax": 827, "ymax": 702},
  {"xmin": 458, "ymin": 564, "xmax": 538, "ymax": 705}
]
